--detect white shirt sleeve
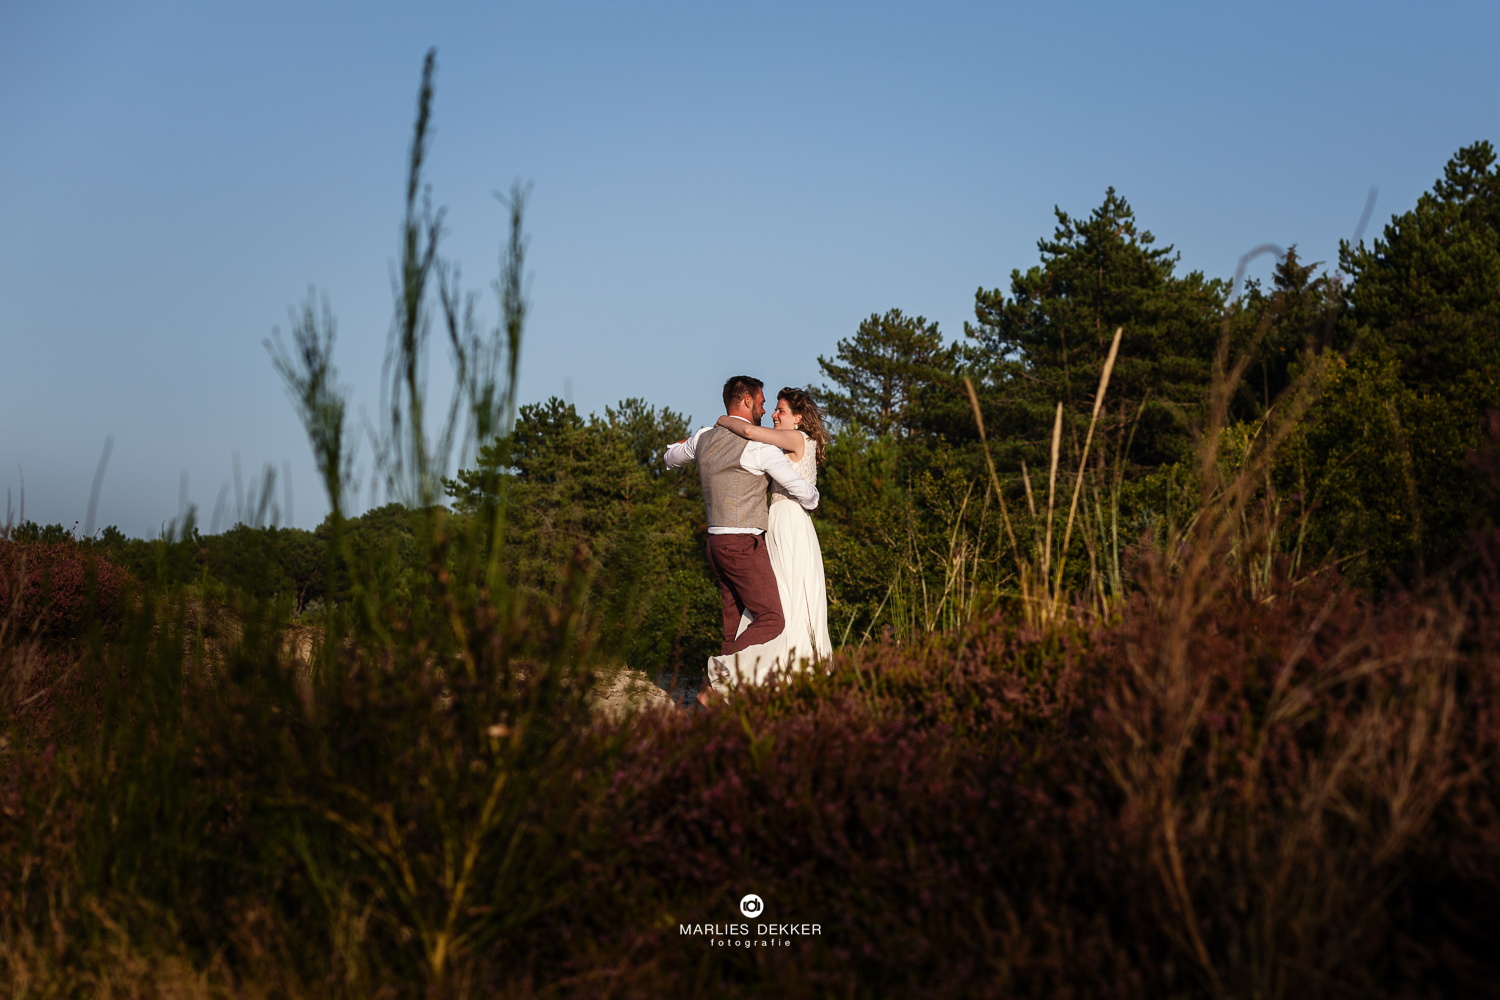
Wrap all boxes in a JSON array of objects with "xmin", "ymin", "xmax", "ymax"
[
  {"xmin": 742, "ymin": 440, "xmax": 819, "ymax": 511},
  {"xmin": 662, "ymin": 427, "xmax": 710, "ymax": 469}
]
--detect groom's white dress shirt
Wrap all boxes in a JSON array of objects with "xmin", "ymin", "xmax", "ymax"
[{"xmin": 663, "ymin": 417, "xmax": 820, "ymax": 534}]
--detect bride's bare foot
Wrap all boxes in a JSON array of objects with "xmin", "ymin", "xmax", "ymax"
[{"xmin": 696, "ymin": 684, "xmax": 722, "ymax": 708}]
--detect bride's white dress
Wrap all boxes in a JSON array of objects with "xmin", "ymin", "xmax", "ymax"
[{"xmin": 707, "ymin": 433, "xmax": 832, "ymax": 688}]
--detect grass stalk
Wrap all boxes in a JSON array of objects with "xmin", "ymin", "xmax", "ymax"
[
  {"xmin": 964, "ymin": 377, "xmax": 1023, "ymax": 579},
  {"xmin": 1052, "ymin": 326, "xmax": 1123, "ymax": 607},
  {"xmin": 1040, "ymin": 402, "xmax": 1064, "ymax": 605}
]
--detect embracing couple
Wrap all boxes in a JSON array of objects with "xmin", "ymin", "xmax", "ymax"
[{"xmin": 663, "ymin": 375, "xmax": 832, "ymax": 701}]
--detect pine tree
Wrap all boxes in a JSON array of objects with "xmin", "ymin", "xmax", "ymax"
[
  {"xmin": 1298, "ymin": 140, "xmax": 1500, "ymax": 583},
  {"xmin": 818, "ymin": 309, "xmax": 957, "ymax": 438},
  {"xmin": 1340, "ymin": 140, "xmax": 1500, "ymax": 392},
  {"xmin": 1228, "ymin": 246, "xmax": 1340, "ymax": 422},
  {"xmin": 963, "ymin": 189, "xmax": 1227, "ymax": 469},
  {"xmin": 445, "ymin": 397, "xmax": 720, "ymax": 664}
]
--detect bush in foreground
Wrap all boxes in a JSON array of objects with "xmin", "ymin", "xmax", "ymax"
[{"xmin": 5, "ymin": 533, "xmax": 1500, "ymax": 997}]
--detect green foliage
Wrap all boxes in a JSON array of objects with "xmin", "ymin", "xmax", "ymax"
[
  {"xmin": 7, "ymin": 521, "xmax": 79, "ymax": 545},
  {"xmin": 1266, "ymin": 141, "xmax": 1500, "ymax": 584},
  {"xmin": 817, "ymin": 308, "xmax": 958, "ymax": 437},
  {"xmin": 814, "ymin": 428, "xmax": 909, "ymax": 640},
  {"xmin": 963, "ymin": 188, "xmax": 1228, "ymax": 470},
  {"xmin": 1279, "ymin": 356, "xmax": 1485, "ymax": 586},
  {"xmin": 203, "ymin": 522, "xmax": 322, "ymax": 605},
  {"xmin": 816, "ymin": 429, "xmax": 1008, "ymax": 644},
  {"xmin": 59, "ymin": 510, "xmax": 403, "ymax": 614},
  {"xmin": 1226, "ymin": 246, "xmax": 1340, "ymax": 422},
  {"xmin": 1341, "ymin": 140, "xmax": 1500, "ymax": 391},
  {"xmin": 448, "ymin": 395, "xmax": 719, "ymax": 671},
  {"xmin": 23, "ymin": 141, "xmax": 1497, "ymax": 658}
]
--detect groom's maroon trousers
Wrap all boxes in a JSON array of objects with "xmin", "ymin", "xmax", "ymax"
[{"xmin": 705, "ymin": 533, "xmax": 785, "ymax": 655}]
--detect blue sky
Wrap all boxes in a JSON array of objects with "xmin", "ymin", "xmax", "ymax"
[{"xmin": 2, "ymin": 0, "xmax": 1497, "ymax": 535}]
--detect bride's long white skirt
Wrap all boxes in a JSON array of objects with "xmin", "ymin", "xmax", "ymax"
[{"xmin": 707, "ymin": 500, "xmax": 832, "ymax": 689}]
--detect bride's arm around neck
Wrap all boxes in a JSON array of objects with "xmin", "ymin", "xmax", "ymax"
[{"xmin": 715, "ymin": 416, "xmax": 805, "ymax": 461}]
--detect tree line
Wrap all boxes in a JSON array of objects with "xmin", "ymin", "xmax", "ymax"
[{"xmin": 16, "ymin": 139, "xmax": 1499, "ymax": 669}]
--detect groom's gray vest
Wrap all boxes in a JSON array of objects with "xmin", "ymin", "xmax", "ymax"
[{"xmin": 697, "ymin": 427, "xmax": 769, "ymax": 531}]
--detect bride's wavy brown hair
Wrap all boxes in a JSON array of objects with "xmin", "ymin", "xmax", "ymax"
[{"xmin": 778, "ymin": 387, "xmax": 830, "ymax": 466}]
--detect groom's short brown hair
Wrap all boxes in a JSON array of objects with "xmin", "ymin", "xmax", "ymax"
[{"xmin": 722, "ymin": 375, "xmax": 763, "ymax": 411}]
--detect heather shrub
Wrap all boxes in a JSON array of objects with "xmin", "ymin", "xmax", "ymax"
[
  {"xmin": 8, "ymin": 503, "xmax": 1500, "ymax": 997},
  {"xmin": 1094, "ymin": 558, "xmax": 1457, "ymax": 994},
  {"xmin": 540, "ymin": 644, "xmax": 1137, "ymax": 999},
  {"xmin": 0, "ymin": 539, "xmax": 129, "ymax": 640},
  {"xmin": 489, "ymin": 551, "xmax": 1500, "ymax": 999}
]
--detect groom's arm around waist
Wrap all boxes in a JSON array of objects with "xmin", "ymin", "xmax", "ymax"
[{"xmin": 745, "ymin": 441, "xmax": 819, "ymax": 510}]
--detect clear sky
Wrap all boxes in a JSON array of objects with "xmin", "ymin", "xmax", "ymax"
[{"xmin": 3, "ymin": 0, "xmax": 1497, "ymax": 536}]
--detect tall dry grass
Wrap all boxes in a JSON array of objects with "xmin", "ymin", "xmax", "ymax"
[{"xmin": 5, "ymin": 432, "xmax": 1500, "ymax": 997}]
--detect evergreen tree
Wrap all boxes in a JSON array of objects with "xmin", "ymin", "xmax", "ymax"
[
  {"xmin": 1228, "ymin": 246, "xmax": 1340, "ymax": 422},
  {"xmin": 604, "ymin": 397, "xmax": 694, "ymax": 482},
  {"xmin": 818, "ymin": 309, "xmax": 957, "ymax": 438},
  {"xmin": 963, "ymin": 189, "xmax": 1227, "ymax": 469},
  {"xmin": 1291, "ymin": 139, "xmax": 1500, "ymax": 583},
  {"xmin": 448, "ymin": 397, "xmax": 642, "ymax": 569},
  {"xmin": 446, "ymin": 397, "xmax": 720, "ymax": 668},
  {"xmin": 1340, "ymin": 140, "xmax": 1500, "ymax": 392}
]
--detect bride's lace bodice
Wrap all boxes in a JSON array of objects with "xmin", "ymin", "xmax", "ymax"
[{"xmin": 769, "ymin": 432, "xmax": 817, "ymax": 505}]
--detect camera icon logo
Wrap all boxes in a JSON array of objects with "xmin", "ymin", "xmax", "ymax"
[{"xmin": 739, "ymin": 893, "xmax": 764, "ymax": 919}]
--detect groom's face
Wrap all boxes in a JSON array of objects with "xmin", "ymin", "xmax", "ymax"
[{"xmin": 751, "ymin": 389, "xmax": 766, "ymax": 425}]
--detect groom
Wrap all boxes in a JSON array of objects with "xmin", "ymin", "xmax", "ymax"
[{"xmin": 664, "ymin": 375, "xmax": 820, "ymax": 657}]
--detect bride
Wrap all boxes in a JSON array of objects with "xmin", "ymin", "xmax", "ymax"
[{"xmin": 706, "ymin": 386, "xmax": 832, "ymax": 687}]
